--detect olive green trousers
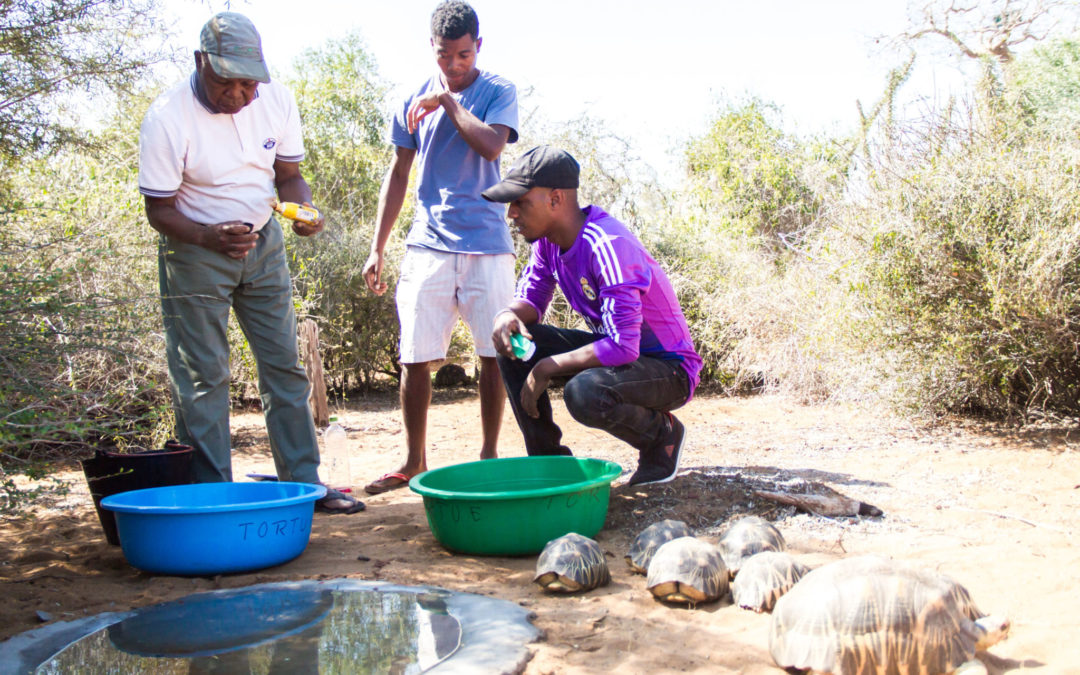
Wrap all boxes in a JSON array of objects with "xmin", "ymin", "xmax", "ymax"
[{"xmin": 158, "ymin": 219, "xmax": 320, "ymax": 484}]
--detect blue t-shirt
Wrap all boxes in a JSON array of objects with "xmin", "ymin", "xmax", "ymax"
[{"xmin": 390, "ymin": 70, "xmax": 518, "ymax": 255}]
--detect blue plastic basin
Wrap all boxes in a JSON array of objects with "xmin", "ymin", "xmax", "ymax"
[{"xmin": 101, "ymin": 482, "xmax": 326, "ymax": 575}]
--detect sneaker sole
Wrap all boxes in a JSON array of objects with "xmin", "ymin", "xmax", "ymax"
[{"xmin": 634, "ymin": 425, "xmax": 686, "ymax": 486}]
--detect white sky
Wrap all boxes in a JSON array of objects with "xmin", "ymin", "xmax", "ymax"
[{"xmin": 166, "ymin": 0, "xmax": 977, "ymax": 175}]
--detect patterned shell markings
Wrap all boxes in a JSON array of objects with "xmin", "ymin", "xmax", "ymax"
[
  {"xmin": 534, "ymin": 532, "xmax": 611, "ymax": 593},
  {"xmin": 769, "ymin": 555, "xmax": 1011, "ymax": 675},
  {"xmin": 625, "ymin": 519, "xmax": 693, "ymax": 574},
  {"xmin": 718, "ymin": 515, "xmax": 786, "ymax": 578},
  {"xmin": 646, "ymin": 536, "xmax": 729, "ymax": 606},
  {"xmin": 732, "ymin": 551, "xmax": 810, "ymax": 613}
]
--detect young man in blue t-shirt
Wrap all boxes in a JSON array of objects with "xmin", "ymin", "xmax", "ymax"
[
  {"xmin": 362, "ymin": 1, "xmax": 518, "ymax": 494},
  {"xmin": 484, "ymin": 146, "xmax": 702, "ymax": 486}
]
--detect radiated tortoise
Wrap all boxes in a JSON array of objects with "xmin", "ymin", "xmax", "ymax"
[
  {"xmin": 533, "ymin": 532, "xmax": 610, "ymax": 593},
  {"xmin": 718, "ymin": 515, "xmax": 786, "ymax": 578},
  {"xmin": 769, "ymin": 555, "xmax": 1010, "ymax": 675},
  {"xmin": 731, "ymin": 550, "xmax": 810, "ymax": 613},
  {"xmin": 646, "ymin": 536, "xmax": 729, "ymax": 606},
  {"xmin": 625, "ymin": 519, "xmax": 693, "ymax": 574}
]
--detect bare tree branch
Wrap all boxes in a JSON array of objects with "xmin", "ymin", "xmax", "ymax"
[{"xmin": 894, "ymin": 0, "xmax": 1073, "ymax": 63}]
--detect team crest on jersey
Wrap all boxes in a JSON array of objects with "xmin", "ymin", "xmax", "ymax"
[
  {"xmin": 263, "ymin": 138, "xmax": 277, "ymax": 150},
  {"xmin": 580, "ymin": 277, "xmax": 597, "ymax": 301}
]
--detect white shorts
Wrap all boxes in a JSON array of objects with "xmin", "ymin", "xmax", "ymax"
[{"xmin": 396, "ymin": 247, "xmax": 515, "ymax": 363}]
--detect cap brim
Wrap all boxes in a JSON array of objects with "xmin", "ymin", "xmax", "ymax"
[
  {"xmin": 205, "ymin": 53, "xmax": 271, "ymax": 83},
  {"xmin": 481, "ymin": 178, "xmax": 531, "ymax": 203}
]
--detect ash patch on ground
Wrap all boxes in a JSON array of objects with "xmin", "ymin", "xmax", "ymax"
[{"xmin": 606, "ymin": 466, "xmax": 883, "ymax": 538}]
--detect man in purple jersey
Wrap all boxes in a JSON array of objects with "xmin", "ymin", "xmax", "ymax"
[{"xmin": 484, "ymin": 146, "xmax": 702, "ymax": 485}]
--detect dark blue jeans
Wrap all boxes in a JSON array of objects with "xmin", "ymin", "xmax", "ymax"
[{"xmin": 497, "ymin": 324, "xmax": 690, "ymax": 456}]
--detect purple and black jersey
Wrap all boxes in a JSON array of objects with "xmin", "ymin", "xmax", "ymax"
[{"xmin": 515, "ymin": 205, "xmax": 702, "ymax": 399}]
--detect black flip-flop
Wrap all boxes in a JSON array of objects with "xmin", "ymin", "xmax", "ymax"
[{"xmin": 315, "ymin": 487, "xmax": 365, "ymax": 514}]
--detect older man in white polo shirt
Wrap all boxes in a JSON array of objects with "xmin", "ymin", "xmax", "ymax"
[{"xmin": 138, "ymin": 12, "xmax": 363, "ymax": 514}]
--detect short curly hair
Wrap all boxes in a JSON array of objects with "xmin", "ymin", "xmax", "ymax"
[{"xmin": 430, "ymin": 1, "xmax": 479, "ymax": 41}]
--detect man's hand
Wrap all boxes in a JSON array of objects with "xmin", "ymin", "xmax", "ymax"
[
  {"xmin": 290, "ymin": 201, "xmax": 324, "ymax": 237},
  {"xmin": 521, "ymin": 358, "xmax": 553, "ymax": 418},
  {"xmin": 362, "ymin": 250, "xmax": 388, "ymax": 295},
  {"xmin": 407, "ymin": 91, "xmax": 445, "ymax": 133},
  {"xmin": 492, "ymin": 309, "xmax": 529, "ymax": 358},
  {"xmin": 202, "ymin": 221, "xmax": 258, "ymax": 259}
]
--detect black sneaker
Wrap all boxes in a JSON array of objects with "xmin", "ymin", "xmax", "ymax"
[{"xmin": 627, "ymin": 413, "xmax": 685, "ymax": 486}]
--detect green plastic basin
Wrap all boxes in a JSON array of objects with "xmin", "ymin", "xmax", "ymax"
[{"xmin": 409, "ymin": 456, "xmax": 622, "ymax": 556}]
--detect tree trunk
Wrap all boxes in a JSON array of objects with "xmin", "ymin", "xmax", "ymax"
[{"xmin": 299, "ymin": 319, "xmax": 329, "ymax": 429}]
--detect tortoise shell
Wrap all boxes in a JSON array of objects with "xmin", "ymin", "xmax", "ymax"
[
  {"xmin": 433, "ymin": 363, "xmax": 470, "ymax": 387},
  {"xmin": 731, "ymin": 551, "xmax": 810, "ymax": 613},
  {"xmin": 534, "ymin": 532, "xmax": 610, "ymax": 593},
  {"xmin": 718, "ymin": 515, "xmax": 786, "ymax": 577},
  {"xmin": 646, "ymin": 536, "xmax": 729, "ymax": 606},
  {"xmin": 625, "ymin": 519, "xmax": 693, "ymax": 574},
  {"xmin": 769, "ymin": 555, "xmax": 1011, "ymax": 674}
]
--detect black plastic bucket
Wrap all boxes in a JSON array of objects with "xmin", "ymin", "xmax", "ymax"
[{"xmin": 81, "ymin": 441, "xmax": 195, "ymax": 545}]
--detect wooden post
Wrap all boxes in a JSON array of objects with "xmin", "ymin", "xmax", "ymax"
[{"xmin": 299, "ymin": 319, "xmax": 329, "ymax": 429}]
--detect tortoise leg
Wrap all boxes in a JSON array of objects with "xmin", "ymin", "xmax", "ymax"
[{"xmin": 953, "ymin": 659, "xmax": 988, "ymax": 675}]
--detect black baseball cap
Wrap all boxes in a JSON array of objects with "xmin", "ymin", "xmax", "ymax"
[{"xmin": 481, "ymin": 145, "xmax": 580, "ymax": 203}]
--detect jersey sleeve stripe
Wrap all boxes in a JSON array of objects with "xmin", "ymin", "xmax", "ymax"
[
  {"xmin": 602, "ymin": 296, "xmax": 621, "ymax": 344},
  {"xmin": 582, "ymin": 224, "xmax": 625, "ymax": 286},
  {"xmin": 514, "ymin": 258, "xmax": 540, "ymax": 298}
]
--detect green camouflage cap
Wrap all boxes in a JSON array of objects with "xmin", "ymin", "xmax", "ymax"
[{"xmin": 199, "ymin": 12, "xmax": 270, "ymax": 83}]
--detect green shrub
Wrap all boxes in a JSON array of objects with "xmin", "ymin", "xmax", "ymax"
[
  {"xmin": 664, "ymin": 40, "xmax": 1080, "ymax": 419},
  {"xmin": 282, "ymin": 33, "xmax": 401, "ymax": 393},
  {"xmin": 1007, "ymin": 33, "xmax": 1080, "ymax": 126},
  {"xmin": 0, "ymin": 95, "xmax": 174, "ymax": 466},
  {"xmin": 684, "ymin": 98, "xmax": 845, "ymax": 254},
  {"xmin": 846, "ymin": 120, "xmax": 1080, "ymax": 417},
  {"xmin": 288, "ymin": 223, "xmax": 404, "ymax": 390},
  {"xmin": 665, "ymin": 98, "xmax": 853, "ymax": 395}
]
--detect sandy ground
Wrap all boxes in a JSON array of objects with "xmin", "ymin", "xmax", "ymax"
[{"xmin": 2, "ymin": 389, "xmax": 1079, "ymax": 673}]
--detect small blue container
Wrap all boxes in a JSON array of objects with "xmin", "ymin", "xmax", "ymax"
[{"xmin": 101, "ymin": 482, "xmax": 326, "ymax": 576}]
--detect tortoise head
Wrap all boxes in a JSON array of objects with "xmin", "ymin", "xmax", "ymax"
[{"xmin": 973, "ymin": 614, "xmax": 1011, "ymax": 650}]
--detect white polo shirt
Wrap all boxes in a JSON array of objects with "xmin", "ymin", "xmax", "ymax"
[{"xmin": 138, "ymin": 75, "xmax": 305, "ymax": 232}]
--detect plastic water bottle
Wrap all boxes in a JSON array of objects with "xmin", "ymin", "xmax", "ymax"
[
  {"xmin": 510, "ymin": 333, "xmax": 536, "ymax": 360},
  {"xmin": 322, "ymin": 418, "xmax": 351, "ymax": 489}
]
